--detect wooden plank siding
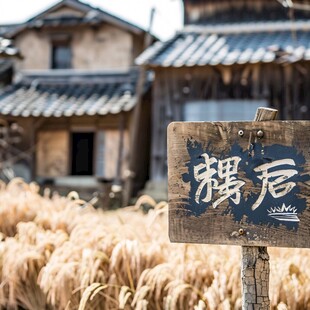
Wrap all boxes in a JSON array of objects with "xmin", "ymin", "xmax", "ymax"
[
  {"xmin": 150, "ymin": 63, "xmax": 310, "ymax": 181},
  {"xmin": 38, "ymin": 115, "xmax": 126, "ymax": 130},
  {"xmin": 37, "ymin": 130, "xmax": 69, "ymax": 177},
  {"xmin": 104, "ymin": 130, "xmax": 129, "ymax": 180},
  {"xmin": 36, "ymin": 118, "xmax": 130, "ymax": 180},
  {"xmin": 184, "ymin": 0, "xmax": 310, "ymax": 24}
]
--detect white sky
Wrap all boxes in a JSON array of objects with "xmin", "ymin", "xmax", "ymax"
[{"xmin": 0, "ymin": 0, "xmax": 183, "ymax": 41}]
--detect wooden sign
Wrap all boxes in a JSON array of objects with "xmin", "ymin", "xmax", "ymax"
[{"xmin": 168, "ymin": 121, "xmax": 310, "ymax": 248}]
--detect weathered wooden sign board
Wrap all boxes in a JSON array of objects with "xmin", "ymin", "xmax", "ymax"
[{"xmin": 168, "ymin": 121, "xmax": 310, "ymax": 248}]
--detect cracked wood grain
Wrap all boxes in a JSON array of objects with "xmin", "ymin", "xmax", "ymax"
[
  {"xmin": 242, "ymin": 246, "xmax": 270, "ymax": 310},
  {"xmin": 241, "ymin": 107, "xmax": 277, "ymax": 310}
]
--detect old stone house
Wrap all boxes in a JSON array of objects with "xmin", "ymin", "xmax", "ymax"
[
  {"xmin": 0, "ymin": 0, "xmax": 153, "ymax": 203},
  {"xmin": 137, "ymin": 0, "xmax": 310, "ymax": 194}
]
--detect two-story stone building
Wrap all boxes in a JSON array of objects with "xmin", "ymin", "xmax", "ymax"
[{"xmin": 0, "ymin": 0, "xmax": 153, "ymax": 204}]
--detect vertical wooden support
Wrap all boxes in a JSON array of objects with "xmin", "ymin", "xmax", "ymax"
[
  {"xmin": 122, "ymin": 8, "xmax": 155, "ymax": 206},
  {"xmin": 30, "ymin": 117, "xmax": 46, "ymax": 181},
  {"xmin": 115, "ymin": 113, "xmax": 125, "ymax": 185},
  {"xmin": 30, "ymin": 119, "xmax": 36, "ymax": 181},
  {"xmin": 241, "ymin": 107, "xmax": 278, "ymax": 310}
]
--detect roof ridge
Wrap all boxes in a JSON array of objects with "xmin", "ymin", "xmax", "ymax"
[
  {"xmin": 6, "ymin": 0, "xmax": 147, "ymax": 38},
  {"xmin": 183, "ymin": 20, "xmax": 310, "ymax": 35}
]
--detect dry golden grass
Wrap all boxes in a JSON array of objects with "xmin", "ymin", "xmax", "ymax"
[{"xmin": 0, "ymin": 179, "xmax": 309, "ymax": 309}]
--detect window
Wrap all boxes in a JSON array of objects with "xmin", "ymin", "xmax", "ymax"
[
  {"xmin": 183, "ymin": 100, "xmax": 268, "ymax": 121},
  {"xmin": 71, "ymin": 132, "xmax": 94, "ymax": 175},
  {"xmin": 52, "ymin": 43, "xmax": 72, "ymax": 69}
]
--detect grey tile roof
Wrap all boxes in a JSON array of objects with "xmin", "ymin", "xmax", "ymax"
[
  {"xmin": 136, "ymin": 27, "xmax": 310, "ymax": 67},
  {"xmin": 0, "ymin": 24, "xmax": 20, "ymax": 37},
  {"xmin": 0, "ymin": 72, "xmax": 141, "ymax": 117}
]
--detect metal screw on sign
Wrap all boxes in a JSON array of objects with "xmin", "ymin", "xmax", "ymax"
[
  {"xmin": 238, "ymin": 228, "xmax": 244, "ymax": 235},
  {"xmin": 257, "ymin": 130, "xmax": 264, "ymax": 138}
]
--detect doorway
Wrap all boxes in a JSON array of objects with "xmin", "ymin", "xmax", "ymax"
[{"xmin": 71, "ymin": 132, "xmax": 94, "ymax": 175}]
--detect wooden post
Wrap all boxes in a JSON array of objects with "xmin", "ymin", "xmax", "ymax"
[
  {"xmin": 122, "ymin": 8, "xmax": 155, "ymax": 206},
  {"xmin": 241, "ymin": 107, "xmax": 278, "ymax": 310},
  {"xmin": 30, "ymin": 119, "xmax": 36, "ymax": 181},
  {"xmin": 115, "ymin": 113, "xmax": 125, "ymax": 184},
  {"xmin": 168, "ymin": 108, "xmax": 310, "ymax": 308}
]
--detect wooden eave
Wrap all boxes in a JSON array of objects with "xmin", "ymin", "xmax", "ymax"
[{"xmin": 6, "ymin": 0, "xmax": 146, "ymax": 38}]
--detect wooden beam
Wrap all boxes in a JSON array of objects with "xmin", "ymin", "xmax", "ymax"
[
  {"xmin": 115, "ymin": 113, "xmax": 125, "ymax": 185},
  {"xmin": 30, "ymin": 117, "xmax": 46, "ymax": 181},
  {"xmin": 241, "ymin": 106, "xmax": 277, "ymax": 310},
  {"xmin": 122, "ymin": 8, "xmax": 155, "ymax": 206}
]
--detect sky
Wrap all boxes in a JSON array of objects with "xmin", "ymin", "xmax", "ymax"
[{"xmin": 0, "ymin": 0, "xmax": 183, "ymax": 41}]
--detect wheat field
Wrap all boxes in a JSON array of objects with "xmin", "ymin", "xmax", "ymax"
[{"xmin": 0, "ymin": 179, "xmax": 309, "ymax": 309}]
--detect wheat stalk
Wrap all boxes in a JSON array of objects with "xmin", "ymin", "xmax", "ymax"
[{"xmin": 0, "ymin": 179, "xmax": 308, "ymax": 309}]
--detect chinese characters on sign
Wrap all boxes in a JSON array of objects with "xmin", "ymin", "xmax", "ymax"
[
  {"xmin": 194, "ymin": 154, "xmax": 244, "ymax": 207},
  {"xmin": 168, "ymin": 121, "xmax": 310, "ymax": 247},
  {"xmin": 193, "ymin": 154, "xmax": 298, "ymax": 212},
  {"xmin": 252, "ymin": 159, "xmax": 298, "ymax": 211},
  {"xmin": 182, "ymin": 141, "xmax": 309, "ymax": 230}
]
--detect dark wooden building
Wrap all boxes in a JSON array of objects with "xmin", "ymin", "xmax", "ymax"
[
  {"xmin": 0, "ymin": 0, "xmax": 153, "ymax": 203},
  {"xmin": 137, "ymin": 0, "xmax": 310, "ymax": 193}
]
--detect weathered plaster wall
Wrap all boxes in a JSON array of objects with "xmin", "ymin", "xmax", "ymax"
[
  {"xmin": 37, "ymin": 130, "xmax": 69, "ymax": 177},
  {"xmin": 14, "ymin": 24, "xmax": 133, "ymax": 71}
]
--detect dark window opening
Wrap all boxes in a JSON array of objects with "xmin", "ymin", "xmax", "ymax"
[
  {"xmin": 71, "ymin": 132, "xmax": 94, "ymax": 176},
  {"xmin": 52, "ymin": 43, "xmax": 72, "ymax": 69}
]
